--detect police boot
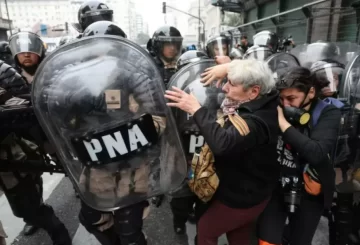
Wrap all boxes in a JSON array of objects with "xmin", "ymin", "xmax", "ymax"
[
  {"xmin": 23, "ymin": 223, "xmax": 39, "ymax": 236},
  {"xmin": 35, "ymin": 204, "xmax": 71, "ymax": 245},
  {"xmin": 113, "ymin": 201, "xmax": 148, "ymax": 245},
  {"xmin": 23, "ymin": 176, "xmax": 42, "ymax": 236},
  {"xmin": 78, "ymin": 209, "xmax": 120, "ymax": 245}
]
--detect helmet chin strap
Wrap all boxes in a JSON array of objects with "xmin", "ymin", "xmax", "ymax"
[{"xmin": 299, "ymin": 86, "xmax": 314, "ymax": 110}]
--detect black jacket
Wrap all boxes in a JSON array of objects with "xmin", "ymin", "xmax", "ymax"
[
  {"xmin": 193, "ymin": 90, "xmax": 280, "ymax": 208},
  {"xmin": 282, "ymin": 99, "xmax": 341, "ymax": 208}
]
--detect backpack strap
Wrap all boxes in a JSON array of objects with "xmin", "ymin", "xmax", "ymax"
[{"xmin": 312, "ymin": 100, "xmax": 329, "ymax": 128}]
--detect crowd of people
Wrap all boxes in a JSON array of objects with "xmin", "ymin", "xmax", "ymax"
[{"xmin": 0, "ymin": 1, "xmax": 358, "ymax": 245}]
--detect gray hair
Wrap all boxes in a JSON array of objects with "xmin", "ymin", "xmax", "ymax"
[{"xmin": 227, "ymin": 59, "xmax": 275, "ymax": 95}]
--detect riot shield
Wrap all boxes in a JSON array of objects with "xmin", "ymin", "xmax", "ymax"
[
  {"xmin": 167, "ymin": 60, "xmax": 225, "ymax": 197},
  {"xmin": 291, "ymin": 42, "xmax": 360, "ymax": 68},
  {"xmin": 336, "ymin": 54, "xmax": 360, "ymax": 193},
  {"xmin": 168, "ymin": 59, "xmax": 224, "ymax": 157},
  {"xmin": 31, "ymin": 36, "xmax": 187, "ymax": 211},
  {"xmin": 265, "ymin": 52, "xmax": 300, "ymax": 78}
]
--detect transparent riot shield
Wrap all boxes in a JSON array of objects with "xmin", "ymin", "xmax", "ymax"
[
  {"xmin": 291, "ymin": 42, "xmax": 360, "ymax": 68},
  {"xmin": 31, "ymin": 36, "xmax": 187, "ymax": 211},
  {"xmin": 167, "ymin": 59, "xmax": 225, "ymax": 197},
  {"xmin": 336, "ymin": 54, "xmax": 360, "ymax": 193},
  {"xmin": 266, "ymin": 52, "xmax": 300, "ymax": 79}
]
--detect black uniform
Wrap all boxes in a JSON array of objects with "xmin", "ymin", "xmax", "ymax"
[
  {"xmin": 0, "ymin": 52, "xmax": 71, "ymax": 244},
  {"xmin": 77, "ymin": 21, "xmax": 148, "ymax": 245},
  {"xmin": 147, "ymin": 25, "xmax": 183, "ymax": 87}
]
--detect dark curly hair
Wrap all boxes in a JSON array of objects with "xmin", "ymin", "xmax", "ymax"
[{"xmin": 276, "ymin": 66, "xmax": 327, "ymax": 97}]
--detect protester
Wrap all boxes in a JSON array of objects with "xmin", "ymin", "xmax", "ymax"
[{"xmin": 165, "ymin": 59, "xmax": 280, "ymax": 245}]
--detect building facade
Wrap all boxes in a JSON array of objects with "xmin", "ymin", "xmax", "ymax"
[
  {"xmin": 212, "ymin": 0, "xmax": 360, "ymax": 44},
  {"xmin": 1, "ymin": 0, "xmax": 142, "ymax": 40}
]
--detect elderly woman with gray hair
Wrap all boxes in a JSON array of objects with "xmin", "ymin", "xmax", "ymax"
[{"xmin": 165, "ymin": 59, "xmax": 280, "ymax": 245}]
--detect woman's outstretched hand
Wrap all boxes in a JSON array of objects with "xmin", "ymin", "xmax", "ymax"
[
  {"xmin": 164, "ymin": 87, "xmax": 201, "ymax": 115},
  {"xmin": 200, "ymin": 63, "xmax": 229, "ymax": 88}
]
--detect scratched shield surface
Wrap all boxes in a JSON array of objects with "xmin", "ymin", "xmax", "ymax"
[{"xmin": 31, "ymin": 36, "xmax": 187, "ymax": 211}]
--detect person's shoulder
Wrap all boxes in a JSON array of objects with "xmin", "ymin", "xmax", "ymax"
[{"xmin": 319, "ymin": 102, "xmax": 341, "ymax": 121}]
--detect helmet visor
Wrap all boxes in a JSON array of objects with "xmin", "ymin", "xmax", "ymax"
[
  {"xmin": 9, "ymin": 32, "xmax": 43, "ymax": 57},
  {"xmin": 313, "ymin": 65, "xmax": 344, "ymax": 96},
  {"xmin": 206, "ymin": 38, "xmax": 230, "ymax": 58}
]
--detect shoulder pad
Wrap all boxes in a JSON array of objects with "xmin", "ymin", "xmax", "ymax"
[{"xmin": 0, "ymin": 60, "xmax": 30, "ymax": 95}]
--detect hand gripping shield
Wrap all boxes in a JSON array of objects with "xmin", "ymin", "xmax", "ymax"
[
  {"xmin": 31, "ymin": 36, "xmax": 187, "ymax": 211},
  {"xmin": 167, "ymin": 60, "xmax": 225, "ymax": 197}
]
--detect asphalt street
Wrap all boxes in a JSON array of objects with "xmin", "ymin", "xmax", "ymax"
[{"xmin": 0, "ymin": 175, "xmax": 329, "ymax": 245}]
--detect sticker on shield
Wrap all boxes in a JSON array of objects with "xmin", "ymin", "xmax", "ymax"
[
  {"xmin": 182, "ymin": 131, "xmax": 204, "ymax": 154},
  {"xmin": 71, "ymin": 114, "xmax": 158, "ymax": 166}
]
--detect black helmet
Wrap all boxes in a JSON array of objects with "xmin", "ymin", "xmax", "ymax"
[
  {"xmin": 0, "ymin": 41, "xmax": 10, "ymax": 54},
  {"xmin": 9, "ymin": 32, "xmax": 45, "ymax": 58},
  {"xmin": 310, "ymin": 59, "xmax": 345, "ymax": 97},
  {"xmin": 244, "ymin": 45, "xmax": 273, "ymax": 61},
  {"xmin": 149, "ymin": 25, "xmax": 183, "ymax": 62},
  {"xmin": 83, "ymin": 21, "xmax": 127, "ymax": 38},
  {"xmin": 253, "ymin": 31, "xmax": 279, "ymax": 53},
  {"xmin": 78, "ymin": 1, "xmax": 113, "ymax": 32},
  {"xmin": 176, "ymin": 50, "xmax": 208, "ymax": 70},
  {"xmin": 229, "ymin": 47, "xmax": 244, "ymax": 60},
  {"xmin": 0, "ymin": 41, "xmax": 14, "ymax": 66},
  {"xmin": 205, "ymin": 35, "xmax": 230, "ymax": 58}
]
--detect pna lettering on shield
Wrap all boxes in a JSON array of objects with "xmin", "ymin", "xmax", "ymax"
[{"xmin": 83, "ymin": 124, "xmax": 149, "ymax": 161}]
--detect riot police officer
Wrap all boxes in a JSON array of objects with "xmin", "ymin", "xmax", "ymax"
[
  {"xmin": 72, "ymin": 0, "xmax": 114, "ymax": 36},
  {"xmin": 147, "ymin": 25, "xmax": 183, "ymax": 86},
  {"xmin": 0, "ymin": 42, "xmax": 14, "ymax": 67},
  {"xmin": 168, "ymin": 50, "xmax": 210, "ymax": 235},
  {"xmin": 243, "ymin": 31, "xmax": 279, "ymax": 61},
  {"xmin": 76, "ymin": 21, "xmax": 150, "ymax": 245},
  {"xmin": 9, "ymin": 32, "xmax": 46, "ymax": 83},
  {"xmin": 0, "ymin": 31, "xmax": 71, "ymax": 245},
  {"xmin": 176, "ymin": 50, "xmax": 208, "ymax": 71},
  {"xmin": 205, "ymin": 35, "xmax": 230, "ymax": 59}
]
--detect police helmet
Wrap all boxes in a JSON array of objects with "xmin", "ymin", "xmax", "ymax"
[
  {"xmin": 78, "ymin": 1, "xmax": 114, "ymax": 32},
  {"xmin": 205, "ymin": 35, "xmax": 230, "ymax": 58},
  {"xmin": 253, "ymin": 31, "xmax": 279, "ymax": 53},
  {"xmin": 244, "ymin": 45, "xmax": 273, "ymax": 61},
  {"xmin": 83, "ymin": 21, "xmax": 127, "ymax": 38},
  {"xmin": 150, "ymin": 25, "xmax": 183, "ymax": 63},
  {"xmin": 229, "ymin": 47, "xmax": 244, "ymax": 60},
  {"xmin": 176, "ymin": 50, "xmax": 208, "ymax": 70},
  {"xmin": 310, "ymin": 59, "xmax": 345, "ymax": 97},
  {"xmin": 9, "ymin": 32, "xmax": 45, "ymax": 59}
]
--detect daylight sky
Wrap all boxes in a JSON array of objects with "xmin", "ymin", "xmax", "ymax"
[{"xmin": 135, "ymin": 0, "xmax": 192, "ymax": 35}]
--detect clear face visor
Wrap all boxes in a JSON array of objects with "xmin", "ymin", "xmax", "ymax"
[
  {"xmin": 244, "ymin": 49, "xmax": 272, "ymax": 61},
  {"xmin": 158, "ymin": 37, "xmax": 183, "ymax": 63},
  {"xmin": 207, "ymin": 38, "xmax": 230, "ymax": 58},
  {"xmin": 9, "ymin": 32, "xmax": 43, "ymax": 57},
  {"xmin": 253, "ymin": 34, "xmax": 277, "ymax": 51},
  {"xmin": 315, "ymin": 66, "xmax": 344, "ymax": 96}
]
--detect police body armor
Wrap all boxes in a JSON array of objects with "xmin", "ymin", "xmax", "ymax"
[
  {"xmin": 294, "ymin": 42, "xmax": 360, "ymax": 245},
  {"xmin": 31, "ymin": 36, "xmax": 187, "ymax": 211},
  {"xmin": 167, "ymin": 59, "xmax": 225, "ymax": 197}
]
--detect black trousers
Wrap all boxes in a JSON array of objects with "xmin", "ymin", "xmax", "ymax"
[
  {"xmin": 257, "ymin": 190, "xmax": 324, "ymax": 245},
  {"xmin": 79, "ymin": 200, "xmax": 149, "ymax": 245},
  {"xmin": 170, "ymin": 196, "xmax": 197, "ymax": 226},
  {"xmin": 0, "ymin": 173, "xmax": 70, "ymax": 244}
]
